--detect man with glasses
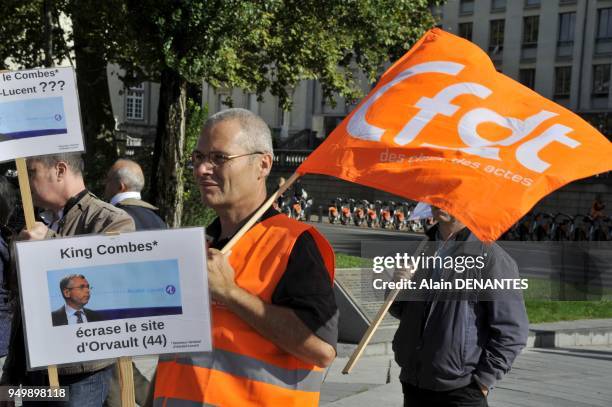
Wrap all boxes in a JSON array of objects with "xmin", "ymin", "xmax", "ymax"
[
  {"xmin": 51, "ymin": 274, "xmax": 102, "ymax": 326},
  {"xmin": 152, "ymin": 108, "xmax": 338, "ymax": 407},
  {"xmin": 2, "ymin": 153, "xmax": 134, "ymax": 406}
]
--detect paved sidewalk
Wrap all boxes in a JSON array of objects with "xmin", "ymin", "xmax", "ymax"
[
  {"xmin": 5, "ymin": 319, "xmax": 612, "ymax": 406},
  {"xmin": 320, "ymin": 345, "xmax": 612, "ymax": 406},
  {"xmin": 131, "ymin": 342, "xmax": 612, "ymax": 406}
]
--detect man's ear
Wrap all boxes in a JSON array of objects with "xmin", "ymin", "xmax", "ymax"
[
  {"xmin": 259, "ymin": 153, "xmax": 273, "ymax": 179},
  {"xmin": 119, "ymin": 182, "xmax": 129, "ymax": 193},
  {"xmin": 56, "ymin": 161, "xmax": 68, "ymax": 180}
]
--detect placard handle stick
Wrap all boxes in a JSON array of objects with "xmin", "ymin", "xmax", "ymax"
[
  {"xmin": 118, "ymin": 356, "xmax": 136, "ymax": 407},
  {"xmin": 15, "ymin": 157, "xmax": 61, "ymax": 387},
  {"xmin": 220, "ymin": 172, "xmax": 301, "ymax": 254},
  {"xmin": 14, "ymin": 159, "xmax": 36, "ymax": 228},
  {"xmin": 342, "ymin": 238, "xmax": 429, "ymax": 374},
  {"xmin": 101, "ymin": 231, "xmax": 136, "ymax": 407}
]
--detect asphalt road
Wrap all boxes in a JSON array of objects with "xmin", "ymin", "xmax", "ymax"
[{"xmin": 306, "ymin": 220, "xmax": 423, "ymax": 257}]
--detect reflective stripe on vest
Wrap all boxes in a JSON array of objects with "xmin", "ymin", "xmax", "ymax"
[
  {"xmin": 173, "ymin": 348, "xmax": 324, "ymax": 392},
  {"xmin": 153, "ymin": 399, "xmax": 216, "ymax": 407},
  {"xmin": 154, "ymin": 214, "xmax": 335, "ymax": 406}
]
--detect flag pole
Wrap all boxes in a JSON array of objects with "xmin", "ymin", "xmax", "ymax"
[
  {"xmin": 220, "ymin": 172, "xmax": 301, "ymax": 254},
  {"xmin": 15, "ymin": 158, "xmax": 60, "ymax": 387},
  {"xmin": 342, "ymin": 237, "xmax": 429, "ymax": 374}
]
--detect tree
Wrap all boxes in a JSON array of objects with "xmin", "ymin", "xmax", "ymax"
[
  {"xmin": 0, "ymin": 1, "xmax": 69, "ymax": 70},
  {"xmin": 65, "ymin": 2, "xmax": 121, "ymax": 192},
  {"xmin": 0, "ymin": 0, "xmax": 119, "ymax": 193},
  {"xmin": 110, "ymin": 0, "xmax": 441, "ymax": 226},
  {"xmin": 2, "ymin": 1, "xmax": 441, "ymax": 224}
]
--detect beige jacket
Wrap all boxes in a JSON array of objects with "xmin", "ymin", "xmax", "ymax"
[
  {"xmin": 46, "ymin": 192, "xmax": 135, "ymax": 375},
  {"xmin": 46, "ymin": 192, "xmax": 135, "ymax": 239}
]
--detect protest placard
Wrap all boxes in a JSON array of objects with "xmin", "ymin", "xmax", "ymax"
[
  {"xmin": 15, "ymin": 228, "xmax": 211, "ymax": 369},
  {"xmin": 0, "ymin": 67, "xmax": 84, "ymax": 162}
]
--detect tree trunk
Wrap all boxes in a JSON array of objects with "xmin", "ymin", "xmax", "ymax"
[
  {"xmin": 148, "ymin": 68, "xmax": 187, "ymax": 227},
  {"xmin": 71, "ymin": 7, "xmax": 118, "ymax": 194},
  {"xmin": 43, "ymin": 0, "xmax": 54, "ymax": 67}
]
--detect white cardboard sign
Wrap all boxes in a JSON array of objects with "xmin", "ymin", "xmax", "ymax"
[
  {"xmin": 0, "ymin": 67, "xmax": 85, "ymax": 162},
  {"xmin": 16, "ymin": 228, "xmax": 212, "ymax": 369}
]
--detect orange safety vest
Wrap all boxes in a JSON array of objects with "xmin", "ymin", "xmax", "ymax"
[{"xmin": 154, "ymin": 214, "xmax": 335, "ymax": 407}]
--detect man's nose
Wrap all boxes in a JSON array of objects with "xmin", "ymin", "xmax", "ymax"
[{"xmin": 194, "ymin": 161, "xmax": 214, "ymax": 175}]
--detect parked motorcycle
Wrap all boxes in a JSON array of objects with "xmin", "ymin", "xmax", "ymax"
[
  {"xmin": 340, "ymin": 199, "xmax": 352, "ymax": 225},
  {"xmin": 289, "ymin": 196, "xmax": 313, "ymax": 221},
  {"xmin": 353, "ymin": 200, "xmax": 367, "ymax": 227},
  {"xmin": 367, "ymin": 201, "xmax": 379, "ymax": 228},
  {"xmin": 392, "ymin": 202, "xmax": 406, "ymax": 230},
  {"xmin": 589, "ymin": 215, "xmax": 610, "ymax": 241},
  {"xmin": 572, "ymin": 215, "xmax": 591, "ymax": 241},
  {"xmin": 328, "ymin": 199, "xmax": 340, "ymax": 224},
  {"xmin": 379, "ymin": 201, "xmax": 393, "ymax": 229},
  {"xmin": 551, "ymin": 213, "xmax": 573, "ymax": 241}
]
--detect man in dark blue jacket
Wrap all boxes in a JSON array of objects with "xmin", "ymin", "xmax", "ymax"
[
  {"xmin": 390, "ymin": 206, "xmax": 528, "ymax": 407},
  {"xmin": 104, "ymin": 159, "xmax": 167, "ymax": 230}
]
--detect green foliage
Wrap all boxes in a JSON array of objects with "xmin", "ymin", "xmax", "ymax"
[
  {"xmin": 0, "ymin": 0, "xmax": 70, "ymax": 69},
  {"xmin": 111, "ymin": 0, "xmax": 441, "ymax": 109},
  {"xmin": 1, "ymin": 1, "xmax": 123, "ymax": 196},
  {"xmin": 336, "ymin": 253, "xmax": 371, "ymax": 269},
  {"xmin": 0, "ymin": 0, "xmax": 128, "ymax": 69},
  {"xmin": 2, "ymin": 0, "xmax": 443, "ymax": 221},
  {"xmin": 526, "ymin": 301, "xmax": 612, "ymax": 324},
  {"xmin": 522, "ymin": 277, "xmax": 612, "ymax": 322},
  {"xmin": 181, "ymin": 100, "xmax": 216, "ymax": 227}
]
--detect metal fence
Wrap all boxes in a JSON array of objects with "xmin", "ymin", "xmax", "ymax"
[{"xmin": 273, "ymin": 150, "xmax": 312, "ymax": 168}]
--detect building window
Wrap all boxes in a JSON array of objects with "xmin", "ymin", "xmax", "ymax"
[
  {"xmin": 489, "ymin": 19, "xmax": 505, "ymax": 51},
  {"xmin": 491, "ymin": 0, "xmax": 506, "ymax": 12},
  {"xmin": 554, "ymin": 66, "xmax": 572, "ymax": 97},
  {"xmin": 459, "ymin": 22, "xmax": 473, "ymax": 41},
  {"xmin": 522, "ymin": 16, "xmax": 539, "ymax": 47},
  {"xmin": 597, "ymin": 8, "xmax": 612, "ymax": 39},
  {"xmin": 460, "ymin": 0, "xmax": 474, "ymax": 15},
  {"xmin": 519, "ymin": 68, "xmax": 536, "ymax": 89},
  {"xmin": 592, "ymin": 64, "xmax": 611, "ymax": 96},
  {"xmin": 525, "ymin": 0, "xmax": 540, "ymax": 8},
  {"xmin": 558, "ymin": 12, "xmax": 576, "ymax": 44},
  {"xmin": 125, "ymin": 84, "xmax": 144, "ymax": 121}
]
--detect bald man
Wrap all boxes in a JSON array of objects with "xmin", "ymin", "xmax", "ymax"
[
  {"xmin": 104, "ymin": 159, "xmax": 166, "ymax": 230},
  {"xmin": 103, "ymin": 159, "xmax": 166, "ymax": 406}
]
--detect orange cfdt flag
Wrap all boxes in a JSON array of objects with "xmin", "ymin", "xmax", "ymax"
[{"xmin": 297, "ymin": 28, "xmax": 612, "ymax": 241}]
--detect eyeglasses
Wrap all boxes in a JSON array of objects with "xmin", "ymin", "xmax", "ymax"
[
  {"xmin": 66, "ymin": 284, "xmax": 91, "ymax": 290},
  {"xmin": 191, "ymin": 150, "xmax": 265, "ymax": 168}
]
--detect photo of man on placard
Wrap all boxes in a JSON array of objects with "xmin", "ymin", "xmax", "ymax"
[{"xmin": 51, "ymin": 274, "xmax": 102, "ymax": 326}]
